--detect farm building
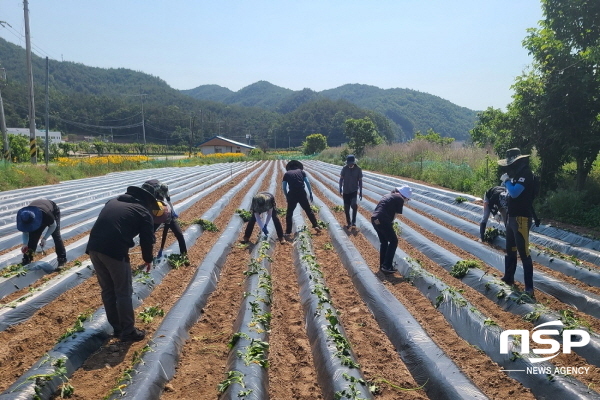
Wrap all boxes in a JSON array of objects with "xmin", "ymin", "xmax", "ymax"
[
  {"xmin": 7, "ymin": 128, "xmax": 63, "ymax": 144},
  {"xmin": 197, "ymin": 135, "xmax": 255, "ymax": 155}
]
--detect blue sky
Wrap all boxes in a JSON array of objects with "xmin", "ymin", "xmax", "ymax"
[{"xmin": 1, "ymin": 0, "xmax": 543, "ymax": 111}]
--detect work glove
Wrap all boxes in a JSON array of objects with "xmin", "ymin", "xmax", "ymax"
[
  {"xmin": 262, "ymin": 226, "xmax": 269, "ymax": 235},
  {"xmin": 40, "ymin": 238, "xmax": 46, "ymax": 248},
  {"xmin": 500, "ymin": 173, "xmax": 510, "ymax": 183},
  {"xmin": 157, "ymin": 249, "xmax": 163, "ymax": 258},
  {"xmin": 494, "ymin": 213, "xmax": 502, "ymax": 223},
  {"xmin": 359, "ymin": 193, "xmax": 363, "ymax": 201},
  {"xmin": 171, "ymin": 210, "xmax": 179, "ymax": 219},
  {"xmin": 144, "ymin": 262, "xmax": 152, "ymax": 273},
  {"xmin": 21, "ymin": 245, "xmax": 29, "ymax": 254},
  {"xmin": 309, "ymin": 193, "xmax": 314, "ymax": 202}
]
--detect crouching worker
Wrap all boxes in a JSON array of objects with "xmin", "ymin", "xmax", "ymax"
[
  {"xmin": 86, "ymin": 185, "xmax": 158, "ymax": 342},
  {"xmin": 242, "ymin": 191, "xmax": 284, "ymax": 244},
  {"xmin": 142, "ymin": 180, "xmax": 187, "ymax": 259},
  {"xmin": 479, "ymin": 185, "xmax": 508, "ymax": 242},
  {"xmin": 16, "ymin": 199, "xmax": 67, "ymax": 267},
  {"xmin": 371, "ymin": 185, "xmax": 412, "ymax": 274}
]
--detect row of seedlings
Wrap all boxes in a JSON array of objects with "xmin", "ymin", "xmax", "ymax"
[
  {"xmin": 218, "ymin": 237, "xmax": 275, "ymax": 399},
  {"xmin": 0, "ymin": 165, "xmax": 269, "ymax": 400},
  {"xmin": 310, "ymin": 173, "xmax": 600, "ymax": 399},
  {"xmin": 290, "ymin": 208, "xmax": 373, "ymax": 400}
]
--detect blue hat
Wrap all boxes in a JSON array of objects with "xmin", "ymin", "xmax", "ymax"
[
  {"xmin": 17, "ymin": 206, "xmax": 43, "ymax": 232},
  {"xmin": 346, "ymin": 155, "xmax": 356, "ymax": 165}
]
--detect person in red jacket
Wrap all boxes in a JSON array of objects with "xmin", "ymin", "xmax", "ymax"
[
  {"xmin": 86, "ymin": 185, "xmax": 158, "ymax": 342},
  {"xmin": 371, "ymin": 185, "xmax": 412, "ymax": 274},
  {"xmin": 16, "ymin": 199, "xmax": 67, "ymax": 267}
]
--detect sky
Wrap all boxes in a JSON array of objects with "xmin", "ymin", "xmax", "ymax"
[{"xmin": 1, "ymin": 0, "xmax": 543, "ymax": 111}]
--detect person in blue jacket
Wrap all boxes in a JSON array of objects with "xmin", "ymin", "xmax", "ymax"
[{"xmin": 282, "ymin": 160, "xmax": 321, "ymax": 237}]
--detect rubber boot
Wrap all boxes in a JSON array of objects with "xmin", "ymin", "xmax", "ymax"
[
  {"xmin": 501, "ymin": 254, "xmax": 517, "ymax": 285},
  {"xmin": 522, "ymin": 255, "xmax": 534, "ymax": 292}
]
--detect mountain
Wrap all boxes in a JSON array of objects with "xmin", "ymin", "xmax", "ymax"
[{"xmin": 184, "ymin": 83, "xmax": 479, "ymax": 141}]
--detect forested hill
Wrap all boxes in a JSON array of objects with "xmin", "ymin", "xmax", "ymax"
[{"xmin": 183, "ymin": 82, "xmax": 479, "ymax": 141}]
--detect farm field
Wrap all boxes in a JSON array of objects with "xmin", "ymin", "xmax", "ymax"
[{"xmin": 0, "ymin": 160, "xmax": 600, "ymax": 399}]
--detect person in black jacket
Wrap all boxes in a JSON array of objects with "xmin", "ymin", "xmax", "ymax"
[
  {"xmin": 479, "ymin": 185, "xmax": 508, "ymax": 242},
  {"xmin": 86, "ymin": 185, "xmax": 158, "ymax": 342},
  {"xmin": 142, "ymin": 180, "xmax": 187, "ymax": 259},
  {"xmin": 282, "ymin": 160, "xmax": 321, "ymax": 236},
  {"xmin": 371, "ymin": 185, "xmax": 412, "ymax": 274},
  {"xmin": 498, "ymin": 148, "xmax": 536, "ymax": 297},
  {"xmin": 16, "ymin": 199, "xmax": 67, "ymax": 267}
]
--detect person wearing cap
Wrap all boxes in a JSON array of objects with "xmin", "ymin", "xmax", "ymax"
[
  {"xmin": 371, "ymin": 185, "xmax": 412, "ymax": 274},
  {"xmin": 86, "ymin": 185, "xmax": 158, "ymax": 342},
  {"xmin": 16, "ymin": 199, "xmax": 67, "ymax": 267},
  {"xmin": 282, "ymin": 160, "xmax": 321, "ymax": 236},
  {"xmin": 339, "ymin": 154, "xmax": 363, "ymax": 230},
  {"xmin": 242, "ymin": 191, "xmax": 285, "ymax": 244},
  {"xmin": 497, "ymin": 148, "xmax": 535, "ymax": 297},
  {"xmin": 142, "ymin": 180, "xmax": 187, "ymax": 259},
  {"xmin": 479, "ymin": 185, "xmax": 508, "ymax": 242}
]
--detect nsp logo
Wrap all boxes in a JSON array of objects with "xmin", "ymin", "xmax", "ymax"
[{"xmin": 500, "ymin": 320, "xmax": 590, "ymax": 363}]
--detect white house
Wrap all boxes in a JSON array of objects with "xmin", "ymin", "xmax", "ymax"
[
  {"xmin": 7, "ymin": 128, "xmax": 63, "ymax": 144},
  {"xmin": 197, "ymin": 135, "xmax": 255, "ymax": 155}
]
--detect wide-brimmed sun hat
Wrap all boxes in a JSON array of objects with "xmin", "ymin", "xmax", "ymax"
[
  {"xmin": 16, "ymin": 206, "xmax": 43, "ymax": 232},
  {"xmin": 126, "ymin": 185, "xmax": 160, "ymax": 210},
  {"xmin": 497, "ymin": 148, "xmax": 530, "ymax": 167},
  {"xmin": 396, "ymin": 185, "xmax": 413, "ymax": 200},
  {"xmin": 285, "ymin": 160, "xmax": 304, "ymax": 171}
]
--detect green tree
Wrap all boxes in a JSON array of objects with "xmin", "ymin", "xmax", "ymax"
[
  {"xmin": 344, "ymin": 117, "xmax": 382, "ymax": 157},
  {"xmin": 8, "ymin": 134, "xmax": 29, "ymax": 162},
  {"xmin": 302, "ymin": 133, "xmax": 328, "ymax": 155},
  {"xmin": 520, "ymin": 0, "xmax": 600, "ymax": 190},
  {"xmin": 413, "ymin": 129, "xmax": 455, "ymax": 146}
]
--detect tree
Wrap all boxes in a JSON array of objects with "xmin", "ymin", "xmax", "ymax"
[
  {"xmin": 520, "ymin": 0, "xmax": 600, "ymax": 190},
  {"xmin": 8, "ymin": 134, "xmax": 29, "ymax": 162},
  {"xmin": 302, "ymin": 133, "xmax": 328, "ymax": 155},
  {"xmin": 344, "ymin": 117, "xmax": 382, "ymax": 157},
  {"xmin": 413, "ymin": 129, "xmax": 455, "ymax": 146}
]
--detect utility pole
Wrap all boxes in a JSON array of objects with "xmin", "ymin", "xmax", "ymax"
[
  {"xmin": 24, "ymin": 0, "xmax": 37, "ymax": 163},
  {"xmin": 189, "ymin": 113, "xmax": 195, "ymax": 157},
  {"xmin": 45, "ymin": 57, "xmax": 49, "ymax": 167},
  {"xmin": 140, "ymin": 85, "xmax": 146, "ymax": 148},
  {"xmin": 0, "ymin": 67, "xmax": 9, "ymax": 162}
]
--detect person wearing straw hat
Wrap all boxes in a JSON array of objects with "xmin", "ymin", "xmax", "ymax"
[
  {"xmin": 497, "ymin": 148, "xmax": 536, "ymax": 297},
  {"xmin": 339, "ymin": 154, "xmax": 363, "ymax": 230},
  {"xmin": 371, "ymin": 185, "xmax": 412, "ymax": 274},
  {"xmin": 282, "ymin": 160, "xmax": 321, "ymax": 237},
  {"xmin": 16, "ymin": 199, "xmax": 67, "ymax": 267},
  {"xmin": 86, "ymin": 184, "xmax": 159, "ymax": 342}
]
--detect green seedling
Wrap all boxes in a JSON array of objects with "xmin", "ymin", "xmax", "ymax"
[
  {"xmin": 57, "ymin": 311, "xmax": 93, "ymax": 343},
  {"xmin": 235, "ymin": 209, "xmax": 252, "ymax": 222},
  {"xmin": 323, "ymin": 242, "xmax": 334, "ymax": 251},
  {"xmin": 2, "ymin": 264, "xmax": 28, "ymax": 278},
  {"xmin": 138, "ymin": 305, "xmax": 165, "ymax": 324},
  {"xmin": 167, "ymin": 253, "xmax": 190, "ymax": 269},
  {"xmin": 276, "ymin": 207, "xmax": 287, "ymax": 216},
  {"xmin": 191, "ymin": 218, "xmax": 219, "ymax": 232},
  {"xmin": 483, "ymin": 227, "xmax": 501, "ymax": 242},
  {"xmin": 449, "ymin": 260, "xmax": 481, "ymax": 279},
  {"xmin": 310, "ymin": 204, "xmax": 320, "ymax": 213},
  {"xmin": 455, "ymin": 196, "xmax": 468, "ymax": 203},
  {"xmin": 393, "ymin": 221, "xmax": 402, "ymax": 236},
  {"xmin": 331, "ymin": 205, "xmax": 344, "ymax": 212},
  {"xmin": 217, "ymin": 370, "xmax": 244, "ymax": 394}
]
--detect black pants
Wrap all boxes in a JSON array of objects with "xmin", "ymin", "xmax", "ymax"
[
  {"xmin": 24, "ymin": 201, "xmax": 67, "ymax": 264},
  {"xmin": 244, "ymin": 210, "xmax": 284, "ymax": 240},
  {"xmin": 343, "ymin": 191, "xmax": 358, "ymax": 225},
  {"xmin": 285, "ymin": 191, "xmax": 318, "ymax": 234},
  {"xmin": 154, "ymin": 219, "xmax": 187, "ymax": 254},
  {"xmin": 371, "ymin": 217, "xmax": 398, "ymax": 269},
  {"xmin": 89, "ymin": 250, "xmax": 136, "ymax": 338},
  {"xmin": 504, "ymin": 216, "xmax": 533, "ymax": 290}
]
